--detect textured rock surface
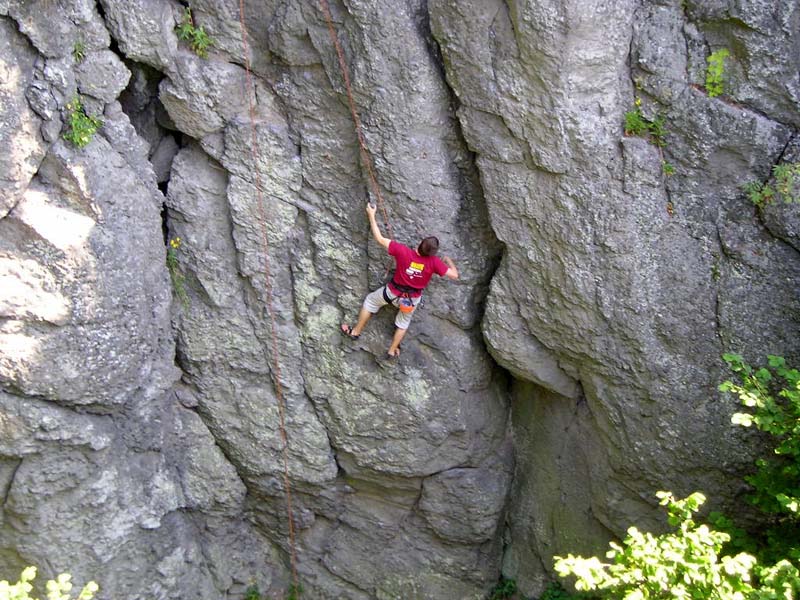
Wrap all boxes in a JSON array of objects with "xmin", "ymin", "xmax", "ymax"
[
  {"xmin": 1, "ymin": 0, "xmax": 799, "ymax": 599},
  {"xmin": 0, "ymin": 17, "xmax": 46, "ymax": 218}
]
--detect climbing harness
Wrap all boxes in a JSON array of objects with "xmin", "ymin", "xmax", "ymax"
[
  {"xmin": 384, "ymin": 278, "xmax": 423, "ymax": 313},
  {"xmin": 387, "ymin": 279, "xmax": 423, "ymax": 296},
  {"xmin": 236, "ymin": 0, "xmax": 299, "ymax": 593},
  {"xmin": 382, "ymin": 284, "xmax": 417, "ymax": 314}
]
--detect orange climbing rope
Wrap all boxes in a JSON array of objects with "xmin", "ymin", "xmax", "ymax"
[
  {"xmin": 318, "ymin": 0, "xmax": 393, "ymax": 239},
  {"xmin": 236, "ymin": 0, "xmax": 300, "ymax": 593}
]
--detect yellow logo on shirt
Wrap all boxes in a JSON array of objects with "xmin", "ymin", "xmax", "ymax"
[{"xmin": 406, "ymin": 261, "xmax": 425, "ymax": 279}]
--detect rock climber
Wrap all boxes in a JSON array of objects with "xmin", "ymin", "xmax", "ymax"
[{"xmin": 341, "ymin": 203, "xmax": 459, "ymax": 358}]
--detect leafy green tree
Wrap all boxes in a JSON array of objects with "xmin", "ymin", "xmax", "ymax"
[
  {"xmin": 0, "ymin": 567, "xmax": 98, "ymax": 600},
  {"xmin": 722, "ymin": 354, "xmax": 800, "ymax": 519},
  {"xmin": 554, "ymin": 492, "xmax": 761, "ymax": 599},
  {"xmin": 721, "ymin": 354, "xmax": 800, "ymax": 561},
  {"xmin": 553, "ymin": 355, "xmax": 800, "ymax": 599}
]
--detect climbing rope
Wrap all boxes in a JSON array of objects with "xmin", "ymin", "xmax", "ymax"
[
  {"xmin": 236, "ymin": 0, "xmax": 300, "ymax": 593},
  {"xmin": 318, "ymin": 0, "xmax": 393, "ymax": 240}
]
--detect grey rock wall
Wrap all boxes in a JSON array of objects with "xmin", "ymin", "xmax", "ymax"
[
  {"xmin": 1, "ymin": 0, "xmax": 510, "ymax": 598},
  {"xmin": 0, "ymin": 0, "xmax": 798, "ymax": 598},
  {"xmin": 431, "ymin": 0, "xmax": 800, "ymax": 594}
]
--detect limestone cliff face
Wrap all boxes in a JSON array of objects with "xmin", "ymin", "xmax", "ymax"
[{"xmin": 0, "ymin": 1, "xmax": 797, "ymax": 599}]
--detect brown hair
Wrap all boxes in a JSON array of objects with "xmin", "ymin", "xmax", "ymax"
[{"xmin": 417, "ymin": 236, "xmax": 439, "ymax": 256}]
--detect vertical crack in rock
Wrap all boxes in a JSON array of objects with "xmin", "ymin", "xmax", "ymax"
[{"xmin": 0, "ymin": 458, "xmax": 23, "ymax": 510}]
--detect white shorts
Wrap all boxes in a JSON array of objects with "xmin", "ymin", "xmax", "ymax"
[{"xmin": 363, "ymin": 285, "xmax": 422, "ymax": 330}]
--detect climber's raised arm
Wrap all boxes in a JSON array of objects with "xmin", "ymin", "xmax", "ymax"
[
  {"xmin": 442, "ymin": 256, "xmax": 459, "ymax": 280},
  {"xmin": 366, "ymin": 203, "xmax": 390, "ymax": 250}
]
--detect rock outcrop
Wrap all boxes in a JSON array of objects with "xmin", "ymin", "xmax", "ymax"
[
  {"xmin": 0, "ymin": 0, "xmax": 798, "ymax": 598},
  {"xmin": 431, "ymin": 0, "xmax": 800, "ymax": 592}
]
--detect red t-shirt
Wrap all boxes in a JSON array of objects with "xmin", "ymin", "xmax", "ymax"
[{"xmin": 387, "ymin": 240, "xmax": 449, "ymax": 297}]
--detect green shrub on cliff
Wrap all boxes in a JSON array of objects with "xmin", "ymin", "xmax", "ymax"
[
  {"xmin": 0, "ymin": 566, "xmax": 98, "ymax": 600},
  {"xmin": 721, "ymin": 354, "xmax": 800, "ymax": 562},
  {"xmin": 722, "ymin": 354, "xmax": 800, "ymax": 520},
  {"xmin": 554, "ymin": 491, "xmax": 761, "ymax": 599},
  {"xmin": 176, "ymin": 8, "xmax": 213, "ymax": 58},
  {"xmin": 744, "ymin": 163, "xmax": 800, "ymax": 208},
  {"xmin": 63, "ymin": 97, "xmax": 102, "ymax": 149},
  {"xmin": 537, "ymin": 581, "xmax": 585, "ymax": 600},
  {"xmin": 488, "ymin": 577, "xmax": 517, "ymax": 599},
  {"xmin": 166, "ymin": 236, "xmax": 190, "ymax": 311},
  {"xmin": 623, "ymin": 98, "xmax": 667, "ymax": 148},
  {"xmin": 705, "ymin": 49, "xmax": 730, "ymax": 98}
]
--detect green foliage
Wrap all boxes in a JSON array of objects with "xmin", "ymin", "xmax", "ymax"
[
  {"xmin": 710, "ymin": 261, "xmax": 720, "ymax": 282},
  {"xmin": 285, "ymin": 583, "xmax": 302, "ymax": 600},
  {"xmin": 721, "ymin": 354, "xmax": 800, "ymax": 518},
  {"xmin": 0, "ymin": 566, "xmax": 98, "ymax": 600},
  {"xmin": 552, "ymin": 356, "xmax": 800, "ymax": 599},
  {"xmin": 744, "ymin": 163, "xmax": 800, "ymax": 208},
  {"xmin": 708, "ymin": 509, "xmax": 764, "ymax": 561},
  {"xmin": 176, "ymin": 8, "xmax": 213, "ymax": 58},
  {"xmin": 751, "ymin": 561, "xmax": 800, "ymax": 599},
  {"xmin": 72, "ymin": 40, "xmax": 86, "ymax": 63},
  {"xmin": 488, "ymin": 577, "xmax": 517, "ymax": 600},
  {"xmin": 244, "ymin": 584, "xmax": 262, "ymax": 600},
  {"xmin": 744, "ymin": 181, "xmax": 775, "ymax": 208},
  {"xmin": 624, "ymin": 107, "xmax": 649, "ymax": 137},
  {"xmin": 554, "ymin": 491, "xmax": 769, "ymax": 599},
  {"xmin": 166, "ymin": 237, "xmax": 190, "ymax": 311},
  {"xmin": 63, "ymin": 97, "xmax": 102, "ymax": 148},
  {"xmin": 537, "ymin": 581, "xmax": 586, "ymax": 600},
  {"xmin": 623, "ymin": 99, "xmax": 668, "ymax": 149},
  {"xmin": 662, "ymin": 161, "xmax": 675, "ymax": 176},
  {"xmin": 706, "ymin": 48, "xmax": 730, "ymax": 98},
  {"xmin": 720, "ymin": 354, "xmax": 800, "ymax": 560},
  {"xmin": 647, "ymin": 115, "xmax": 667, "ymax": 148}
]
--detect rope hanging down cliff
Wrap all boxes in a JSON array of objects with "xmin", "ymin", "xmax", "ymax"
[
  {"xmin": 236, "ymin": 0, "xmax": 300, "ymax": 593},
  {"xmin": 317, "ymin": 0, "xmax": 393, "ymax": 240},
  {"xmin": 230, "ymin": 2, "xmax": 409, "ymax": 591}
]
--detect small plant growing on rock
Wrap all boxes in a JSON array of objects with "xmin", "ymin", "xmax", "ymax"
[
  {"xmin": 285, "ymin": 583, "xmax": 302, "ymax": 600},
  {"xmin": 711, "ymin": 261, "xmax": 720, "ymax": 282},
  {"xmin": 176, "ymin": 7, "xmax": 213, "ymax": 58},
  {"xmin": 624, "ymin": 105, "xmax": 649, "ymax": 137},
  {"xmin": 63, "ymin": 96, "xmax": 102, "ymax": 148},
  {"xmin": 72, "ymin": 39, "xmax": 86, "ymax": 63},
  {"xmin": 706, "ymin": 48, "xmax": 730, "ymax": 98},
  {"xmin": 488, "ymin": 577, "xmax": 517, "ymax": 599},
  {"xmin": 744, "ymin": 162, "xmax": 800, "ymax": 208},
  {"xmin": 1, "ymin": 566, "xmax": 99, "ymax": 600},
  {"xmin": 647, "ymin": 114, "xmax": 667, "ymax": 148},
  {"xmin": 538, "ymin": 581, "xmax": 585, "ymax": 600},
  {"xmin": 244, "ymin": 584, "xmax": 262, "ymax": 600},
  {"xmin": 166, "ymin": 236, "xmax": 190, "ymax": 311},
  {"xmin": 624, "ymin": 98, "xmax": 668, "ymax": 148}
]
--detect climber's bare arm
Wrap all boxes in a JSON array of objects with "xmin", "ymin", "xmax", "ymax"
[
  {"xmin": 366, "ymin": 203, "xmax": 390, "ymax": 250},
  {"xmin": 443, "ymin": 256, "xmax": 459, "ymax": 280}
]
